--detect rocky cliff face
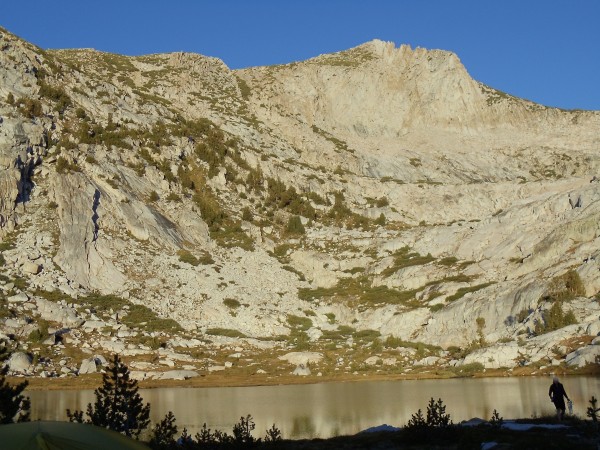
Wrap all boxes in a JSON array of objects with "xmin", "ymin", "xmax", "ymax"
[{"xmin": 1, "ymin": 27, "xmax": 599, "ymax": 380}]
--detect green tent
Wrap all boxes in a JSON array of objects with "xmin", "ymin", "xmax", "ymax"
[{"xmin": 0, "ymin": 421, "xmax": 150, "ymax": 450}]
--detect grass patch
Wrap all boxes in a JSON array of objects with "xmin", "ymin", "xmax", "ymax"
[
  {"xmin": 223, "ymin": 298, "xmax": 241, "ymax": 309},
  {"xmin": 545, "ymin": 269, "xmax": 585, "ymax": 302},
  {"xmin": 448, "ymin": 362, "xmax": 485, "ymax": 377},
  {"xmin": 446, "ymin": 282, "xmax": 495, "ymax": 302},
  {"xmin": 281, "ymin": 265, "xmax": 306, "ymax": 281},
  {"xmin": 384, "ymin": 337, "xmax": 442, "ymax": 356},
  {"xmin": 206, "ymin": 328, "xmax": 247, "ymax": 338},
  {"xmin": 382, "ymin": 247, "xmax": 435, "ymax": 277},
  {"xmin": 437, "ymin": 256, "xmax": 458, "ymax": 267},
  {"xmin": 211, "ymin": 224, "xmax": 254, "ymax": 251},
  {"xmin": 298, "ymin": 276, "xmax": 420, "ymax": 309},
  {"xmin": 287, "ymin": 315, "xmax": 312, "ymax": 331},
  {"xmin": 353, "ymin": 329, "xmax": 381, "ymax": 341},
  {"xmin": 177, "ymin": 249, "xmax": 200, "ymax": 266}
]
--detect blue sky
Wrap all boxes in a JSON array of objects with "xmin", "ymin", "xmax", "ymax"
[{"xmin": 2, "ymin": 1, "xmax": 599, "ymax": 110}]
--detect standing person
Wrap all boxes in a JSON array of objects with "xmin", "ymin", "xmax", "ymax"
[{"xmin": 549, "ymin": 376, "xmax": 570, "ymax": 421}]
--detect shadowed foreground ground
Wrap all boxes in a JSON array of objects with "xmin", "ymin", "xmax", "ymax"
[
  {"xmin": 255, "ymin": 424, "xmax": 599, "ymax": 449},
  {"xmin": 167, "ymin": 417, "xmax": 599, "ymax": 450}
]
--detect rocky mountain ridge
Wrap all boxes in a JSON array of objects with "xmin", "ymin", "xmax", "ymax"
[{"xmin": 0, "ymin": 27, "xmax": 599, "ymax": 381}]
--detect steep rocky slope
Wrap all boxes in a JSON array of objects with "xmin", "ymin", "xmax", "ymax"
[{"xmin": 0, "ymin": 27, "xmax": 599, "ymax": 381}]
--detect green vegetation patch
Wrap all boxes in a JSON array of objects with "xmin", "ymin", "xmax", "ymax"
[
  {"xmin": 177, "ymin": 249, "xmax": 200, "ymax": 266},
  {"xmin": 298, "ymin": 276, "xmax": 420, "ymax": 308},
  {"xmin": 535, "ymin": 301, "xmax": 577, "ymax": 335},
  {"xmin": 287, "ymin": 315, "xmax": 313, "ymax": 331},
  {"xmin": 545, "ymin": 269, "xmax": 585, "ymax": 302},
  {"xmin": 211, "ymin": 223, "xmax": 254, "ymax": 251},
  {"xmin": 446, "ymin": 282, "xmax": 495, "ymax": 303},
  {"xmin": 311, "ymin": 125, "xmax": 354, "ymax": 153},
  {"xmin": 223, "ymin": 298, "xmax": 241, "ymax": 309},
  {"xmin": 206, "ymin": 328, "xmax": 247, "ymax": 338},
  {"xmin": 382, "ymin": 246, "xmax": 435, "ymax": 277}
]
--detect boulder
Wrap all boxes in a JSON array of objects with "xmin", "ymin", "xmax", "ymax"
[
  {"xmin": 364, "ymin": 356, "xmax": 380, "ymax": 366},
  {"xmin": 292, "ymin": 363, "xmax": 311, "ymax": 376},
  {"xmin": 414, "ymin": 356, "xmax": 440, "ymax": 366},
  {"xmin": 6, "ymin": 352, "xmax": 32, "ymax": 373},
  {"xmin": 81, "ymin": 320, "xmax": 107, "ymax": 331},
  {"xmin": 100, "ymin": 340, "xmax": 125, "ymax": 353},
  {"xmin": 565, "ymin": 345, "xmax": 600, "ymax": 368},
  {"xmin": 157, "ymin": 370, "xmax": 199, "ymax": 380},
  {"xmin": 278, "ymin": 352, "xmax": 323, "ymax": 365},
  {"xmin": 461, "ymin": 343, "xmax": 521, "ymax": 369},
  {"xmin": 586, "ymin": 320, "xmax": 600, "ymax": 336},
  {"xmin": 35, "ymin": 298, "xmax": 84, "ymax": 328},
  {"xmin": 130, "ymin": 370, "xmax": 153, "ymax": 381},
  {"xmin": 7, "ymin": 292, "xmax": 29, "ymax": 303},
  {"xmin": 79, "ymin": 357, "xmax": 97, "ymax": 374},
  {"xmin": 22, "ymin": 261, "xmax": 41, "ymax": 274}
]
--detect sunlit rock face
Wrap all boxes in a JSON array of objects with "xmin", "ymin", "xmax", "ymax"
[{"xmin": 1, "ymin": 26, "xmax": 599, "ymax": 378}]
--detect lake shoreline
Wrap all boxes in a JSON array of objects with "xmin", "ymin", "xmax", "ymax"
[{"xmin": 17, "ymin": 364, "xmax": 598, "ymax": 391}]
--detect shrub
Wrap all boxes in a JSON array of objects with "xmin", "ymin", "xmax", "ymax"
[
  {"xmin": 381, "ymin": 247, "xmax": 435, "ymax": 277},
  {"xmin": 516, "ymin": 308, "xmax": 531, "ymax": 323},
  {"xmin": 148, "ymin": 191, "xmax": 159, "ymax": 202},
  {"xmin": 124, "ymin": 304, "xmax": 182, "ymax": 332},
  {"xmin": 211, "ymin": 224, "xmax": 254, "ymax": 251},
  {"xmin": 286, "ymin": 215, "xmax": 305, "ymax": 235},
  {"xmin": 489, "ymin": 409, "xmax": 503, "ymax": 428},
  {"xmin": 587, "ymin": 396, "xmax": 600, "ymax": 422},
  {"xmin": 445, "ymin": 283, "xmax": 495, "ymax": 302},
  {"xmin": 374, "ymin": 213, "xmax": 386, "ymax": 226},
  {"xmin": 375, "ymin": 196, "xmax": 389, "ymax": 207},
  {"xmin": 406, "ymin": 408, "xmax": 427, "ymax": 430},
  {"xmin": 55, "ymin": 156, "xmax": 80, "ymax": 174},
  {"xmin": 451, "ymin": 362, "xmax": 484, "ymax": 376},
  {"xmin": 241, "ymin": 206, "xmax": 253, "ymax": 222},
  {"xmin": 264, "ymin": 423, "xmax": 282, "ymax": 442},
  {"xmin": 27, "ymin": 319, "xmax": 49, "ymax": 344},
  {"xmin": 546, "ymin": 269, "xmax": 585, "ymax": 302},
  {"xmin": 223, "ymin": 298, "xmax": 241, "ymax": 309},
  {"xmin": 193, "ymin": 191, "xmax": 225, "ymax": 231},
  {"xmin": 287, "ymin": 315, "xmax": 312, "ymax": 331},
  {"xmin": 232, "ymin": 414, "xmax": 256, "ymax": 445},
  {"xmin": 535, "ymin": 301, "xmax": 577, "ymax": 334},
  {"xmin": 38, "ymin": 81, "xmax": 71, "ymax": 113},
  {"xmin": 177, "ymin": 249, "xmax": 199, "ymax": 266},
  {"xmin": 166, "ymin": 192, "xmax": 180, "ymax": 202},
  {"xmin": 206, "ymin": 328, "xmax": 247, "ymax": 338},
  {"xmin": 18, "ymin": 97, "xmax": 43, "ymax": 118},
  {"xmin": 437, "ymin": 256, "xmax": 458, "ymax": 266}
]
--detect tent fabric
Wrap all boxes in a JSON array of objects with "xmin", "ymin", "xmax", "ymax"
[{"xmin": 0, "ymin": 421, "xmax": 150, "ymax": 450}]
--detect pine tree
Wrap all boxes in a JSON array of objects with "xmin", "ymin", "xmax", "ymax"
[
  {"xmin": 0, "ymin": 366, "xmax": 30, "ymax": 424},
  {"xmin": 426, "ymin": 398, "xmax": 452, "ymax": 427},
  {"xmin": 67, "ymin": 354, "xmax": 150, "ymax": 438},
  {"xmin": 149, "ymin": 411, "xmax": 178, "ymax": 449}
]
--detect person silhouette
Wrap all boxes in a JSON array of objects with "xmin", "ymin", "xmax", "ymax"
[{"xmin": 549, "ymin": 376, "xmax": 570, "ymax": 421}]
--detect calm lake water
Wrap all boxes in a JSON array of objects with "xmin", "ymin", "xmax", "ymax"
[{"xmin": 28, "ymin": 376, "xmax": 600, "ymax": 439}]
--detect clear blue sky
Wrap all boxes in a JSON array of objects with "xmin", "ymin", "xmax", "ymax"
[{"xmin": 2, "ymin": 1, "xmax": 599, "ymax": 110}]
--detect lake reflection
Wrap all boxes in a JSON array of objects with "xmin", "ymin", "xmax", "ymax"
[{"xmin": 28, "ymin": 376, "xmax": 600, "ymax": 439}]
